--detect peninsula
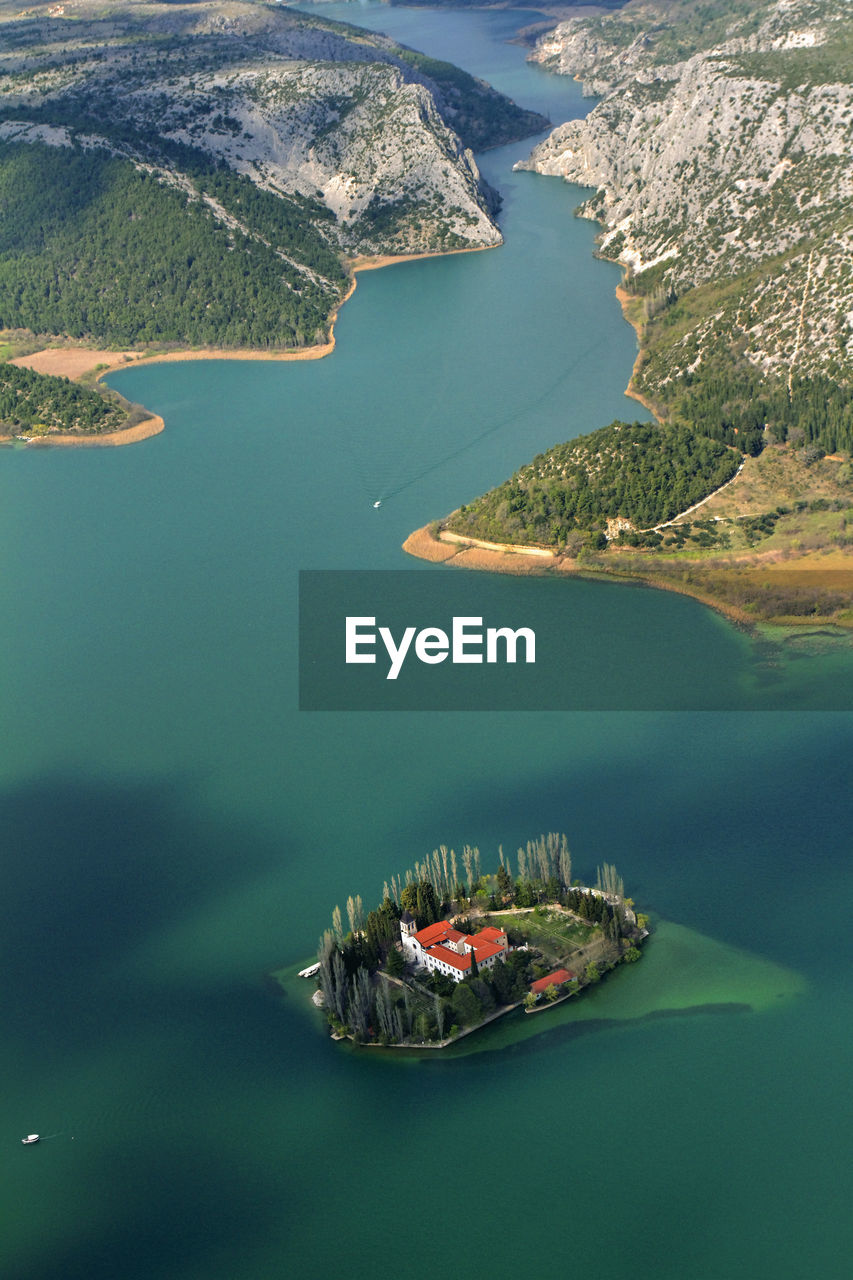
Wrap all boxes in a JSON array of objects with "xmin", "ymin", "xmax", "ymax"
[
  {"xmin": 407, "ymin": 0, "xmax": 853, "ymax": 628},
  {"xmin": 301, "ymin": 834, "xmax": 648, "ymax": 1049},
  {"xmin": 0, "ymin": 0, "xmax": 546, "ymax": 443}
]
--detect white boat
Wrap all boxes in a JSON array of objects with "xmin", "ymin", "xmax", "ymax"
[
  {"xmin": 298, "ymin": 962, "xmax": 321, "ymax": 979},
  {"xmin": 22, "ymin": 1134, "xmax": 39, "ymax": 1145},
  {"xmin": 373, "ymin": 500, "xmax": 381, "ymax": 508}
]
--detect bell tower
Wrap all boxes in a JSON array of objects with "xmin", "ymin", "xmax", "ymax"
[{"xmin": 400, "ymin": 909, "xmax": 416, "ymax": 938}]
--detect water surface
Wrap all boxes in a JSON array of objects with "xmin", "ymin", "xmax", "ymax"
[{"xmin": 2, "ymin": 8, "xmax": 851, "ymax": 1278}]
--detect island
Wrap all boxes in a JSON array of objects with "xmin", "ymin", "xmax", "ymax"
[
  {"xmin": 405, "ymin": 0, "xmax": 853, "ymax": 628},
  {"xmin": 0, "ymin": 0, "xmax": 546, "ymax": 444},
  {"xmin": 300, "ymin": 834, "xmax": 648, "ymax": 1049}
]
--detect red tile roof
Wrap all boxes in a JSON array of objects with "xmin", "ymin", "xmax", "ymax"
[
  {"xmin": 412, "ymin": 922, "xmax": 452, "ymax": 948},
  {"xmin": 530, "ymin": 968, "xmax": 575, "ymax": 995},
  {"xmin": 469, "ymin": 938, "xmax": 504, "ymax": 962},
  {"xmin": 429, "ymin": 943, "xmax": 469, "ymax": 971},
  {"xmin": 412, "ymin": 920, "xmax": 508, "ymax": 972}
]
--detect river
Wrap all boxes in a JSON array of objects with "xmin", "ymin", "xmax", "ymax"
[{"xmin": 1, "ymin": 6, "xmax": 851, "ymax": 1277}]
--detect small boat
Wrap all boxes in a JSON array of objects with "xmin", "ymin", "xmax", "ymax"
[
  {"xmin": 22, "ymin": 1134, "xmax": 39, "ymax": 1145},
  {"xmin": 373, "ymin": 500, "xmax": 381, "ymax": 508}
]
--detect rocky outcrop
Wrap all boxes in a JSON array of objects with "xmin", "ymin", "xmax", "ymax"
[
  {"xmin": 0, "ymin": 0, "xmax": 544, "ymax": 258},
  {"xmin": 520, "ymin": 0, "xmax": 853, "ymax": 389}
]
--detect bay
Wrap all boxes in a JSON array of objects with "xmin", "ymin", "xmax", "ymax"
[{"xmin": 1, "ymin": 7, "xmax": 851, "ymax": 1278}]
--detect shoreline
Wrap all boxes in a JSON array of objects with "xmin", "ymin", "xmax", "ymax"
[
  {"xmin": 5, "ymin": 244, "xmax": 495, "ymax": 446},
  {"xmin": 402, "ymin": 521, "xmax": 755, "ymax": 626},
  {"xmin": 21, "ymin": 414, "xmax": 166, "ymax": 448},
  {"xmin": 401, "ymin": 522, "xmax": 853, "ymax": 631},
  {"xmin": 614, "ymin": 283, "xmax": 662, "ymax": 419},
  {"xmin": 402, "ymin": 273, "xmax": 853, "ymax": 632}
]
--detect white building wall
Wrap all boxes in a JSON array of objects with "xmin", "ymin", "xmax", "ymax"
[{"xmin": 399, "ymin": 923, "xmax": 508, "ymax": 982}]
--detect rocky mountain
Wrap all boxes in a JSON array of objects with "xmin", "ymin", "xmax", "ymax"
[
  {"xmin": 0, "ymin": 1, "xmax": 546, "ymax": 350},
  {"xmin": 520, "ymin": 0, "xmax": 852, "ymax": 410}
]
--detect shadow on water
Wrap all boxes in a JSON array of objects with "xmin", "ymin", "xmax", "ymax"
[
  {"xmin": 1, "ymin": 773, "xmax": 323, "ymax": 1280},
  {"xmin": 22, "ymin": 1142, "xmax": 287, "ymax": 1280},
  {"xmin": 421, "ymin": 1000, "xmax": 755, "ymax": 1070},
  {"xmin": 0, "ymin": 773, "xmax": 309, "ymax": 1053}
]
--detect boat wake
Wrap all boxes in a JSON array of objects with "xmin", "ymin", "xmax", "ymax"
[{"xmin": 370, "ymin": 323, "xmax": 619, "ymax": 507}]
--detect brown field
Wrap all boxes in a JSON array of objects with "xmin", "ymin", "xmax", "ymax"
[{"xmin": 10, "ymin": 348, "xmax": 139, "ymax": 380}]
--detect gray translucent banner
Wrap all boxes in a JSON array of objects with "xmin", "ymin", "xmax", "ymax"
[{"xmin": 298, "ymin": 570, "xmax": 853, "ymax": 711}]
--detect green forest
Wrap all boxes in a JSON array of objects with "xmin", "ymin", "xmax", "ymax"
[
  {"xmin": 0, "ymin": 362, "xmax": 127, "ymax": 435},
  {"xmin": 0, "ymin": 142, "xmax": 345, "ymax": 349},
  {"xmin": 656, "ymin": 355, "xmax": 853, "ymax": 458},
  {"xmin": 446, "ymin": 420, "xmax": 740, "ymax": 546},
  {"xmin": 311, "ymin": 835, "xmax": 645, "ymax": 1047}
]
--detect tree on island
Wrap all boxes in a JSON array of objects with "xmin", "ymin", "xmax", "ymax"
[
  {"xmin": 433, "ymin": 992, "xmax": 446, "ymax": 1041},
  {"xmin": 416, "ymin": 879, "xmax": 440, "ymax": 928},
  {"xmin": 346, "ymin": 894, "xmax": 365, "ymax": 935},
  {"xmin": 373, "ymin": 979, "xmax": 396, "ymax": 1044},
  {"xmin": 364, "ymin": 897, "xmax": 401, "ymax": 963},
  {"xmin": 596, "ymin": 862, "xmax": 625, "ymax": 899},
  {"xmin": 348, "ymin": 967, "xmax": 371, "ymax": 1041},
  {"xmin": 451, "ymin": 982, "xmax": 481, "ymax": 1027},
  {"xmin": 496, "ymin": 862, "xmax": 514, "ymax": 904}
]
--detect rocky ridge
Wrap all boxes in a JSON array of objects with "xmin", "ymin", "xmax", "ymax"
[
  {"xmin": 520, "ymin": 0, "xmax": 853, "ymax": 395},
  {"xmin": 0, "ymin": 1, "xmax": 544, "ymax": 261}
]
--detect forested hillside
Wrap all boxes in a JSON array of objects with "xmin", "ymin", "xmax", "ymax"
[
  {"xmin": 0, "ymin": 141, "xmax": 345, "ymax": 348},
  {"xmin": 0, "ymin": 362, "xmax": 127, "ymax": 435},
  {"xmin": 446, "ymin": 421, "xmax": 740, "ymax": 546},
  {"xmin": 662, "ymin": 361, "xmax": 853, "ymax": 458}
]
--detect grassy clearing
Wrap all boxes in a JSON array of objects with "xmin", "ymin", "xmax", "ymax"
[
  {"xmin": 590, "ymin": 443, "xmax": 853, "ymax": 622},
  {"xmin": 686, "ymin": 447, "xmax": 853, "ymax": 521},
  {"xmin": 486, "ymin": 908, "xmax": 601, "ymax": 969}
]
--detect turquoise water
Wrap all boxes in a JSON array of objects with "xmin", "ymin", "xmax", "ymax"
[{"xmin": 2, "ymin": 8, "xmax": 852, "ymax": 1278}]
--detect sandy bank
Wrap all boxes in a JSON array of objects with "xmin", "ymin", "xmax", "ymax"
[
  {"xmin": 401, "ymin": 525, "xmax": 460, "ymax": 563},
  {"xmin": 403, "ymin": 523, "xmax": 578, "ymax": 576},
  {"xmin": 28, "ymin": 415, "xmax": 166, "ymax": 448},
  {"xmin": 6, "ymin": 246, "xmax": 496, "ymax": 447},
  {"xmin": 403, "ymin": 521, "xmax": 752, "ymax": 620},
  {"xmin": 348, "ymin": 243, "xmax": 494, "ymax": 273},
  {"xmin": 614, "ymin": 284, "xmax": 661, "ymax": 419},
  {"xmin": 402, "ymin": 522, "xmax": 756, "ymax": 619},
  {"xmin": 441, "ymin": 529, "xmax": 556, "ymax": 558},
  {"xmin": 16, "ymin": 272, "xmax": 358, "ymax": 384}
]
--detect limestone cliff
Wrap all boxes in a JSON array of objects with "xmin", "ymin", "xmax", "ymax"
[{"xmin": 520, "ymin": 0, "xmax": 853, "ymax": 396}]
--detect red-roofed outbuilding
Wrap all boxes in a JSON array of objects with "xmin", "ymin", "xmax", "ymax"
[{"xmin": 530, "ymin": 968, "xmax": 575, "ymax": 996}]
